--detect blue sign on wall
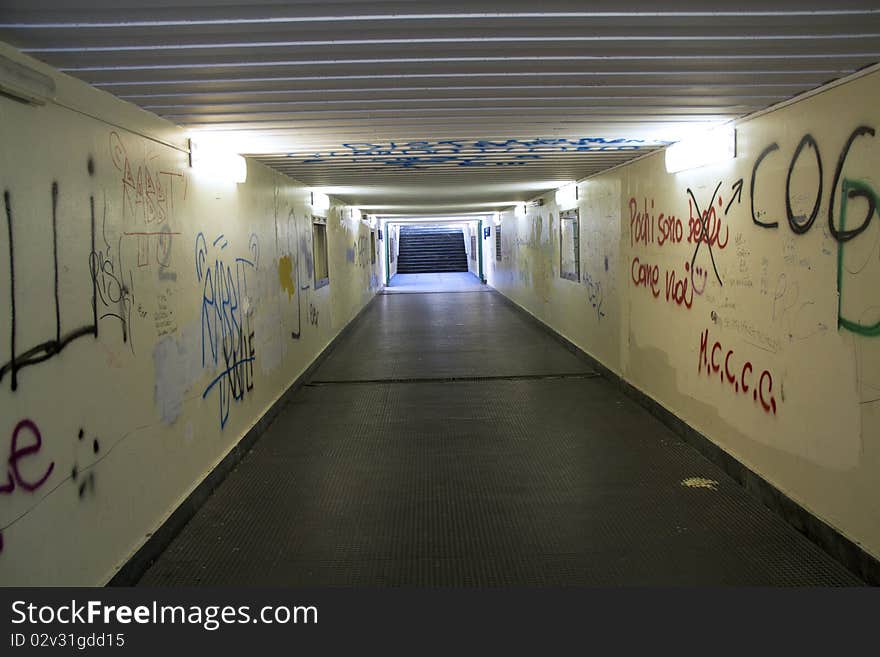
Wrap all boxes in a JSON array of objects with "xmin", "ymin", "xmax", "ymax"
[{"xmin": 483, "ymin": 227, "xmax": 491, "ymax": 239}]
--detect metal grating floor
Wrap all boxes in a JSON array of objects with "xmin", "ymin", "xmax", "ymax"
[{"xmin": 139, "ymin": 286, "xmax": 861, "ymax": 586}]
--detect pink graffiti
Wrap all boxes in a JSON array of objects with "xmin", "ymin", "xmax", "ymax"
[{"xmin": 1, "ymin": 419, "xmax": 54, "ymax": 553}]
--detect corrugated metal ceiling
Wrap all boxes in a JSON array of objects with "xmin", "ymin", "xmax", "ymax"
[{"xmin": 1, "ymin": 1, "xmax": 878, "ymax": 215}]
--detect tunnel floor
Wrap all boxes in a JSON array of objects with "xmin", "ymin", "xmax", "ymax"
[
  {"xmin": 139, "ymin": 289, "xmax": 861, "ymax": 586},
  {"xmin": 385, "ymin": 272, "xmax": 485, "ymax": 293}
]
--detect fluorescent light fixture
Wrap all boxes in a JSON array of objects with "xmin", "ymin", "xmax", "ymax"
[
  {"xmin": 189, "ymin": 138, "xmax": 247, "ymax": 184},
  {"xmin": 515, "ymin": 204, "xmax": 527, "ymax": 218},
  {"xmin": 310, "ymin": 190, "xmax": 330, "ymax": 215},
  {"xmin": 665, "ymin": 125, "xmax": 736, "ymax": 173},
  {"xmin": 555, "ymin": 183, "xmax": 578, "ymax": 210},
  {"xmin": 355, "ymin": 201, "xmax": 524, "ymax": 211},
  {"xmin": 0, "ymin": 53, "xmax": 55, "ymax": 105}
]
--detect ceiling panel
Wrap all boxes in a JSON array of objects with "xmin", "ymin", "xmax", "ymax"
[{"xmin": 1, "ymin": 0, "xmax": 878, "ymax": 214}]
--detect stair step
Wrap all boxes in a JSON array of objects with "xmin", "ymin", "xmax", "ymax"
[{"xmin": 396, "ymin": 225, "xmax": 469, "ymax": 274}]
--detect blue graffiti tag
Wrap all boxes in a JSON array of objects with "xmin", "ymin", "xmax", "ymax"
[
  {"xmin": 195, "ymin": 232, "xmax": 256, "ymax": 429},
  {"xmin": 584, "ymin": 271, "xmax": 606, "ymax": 322},
  {"xmin": 300, "ymin": 137, "xmax": 659, "ymax": 168}
]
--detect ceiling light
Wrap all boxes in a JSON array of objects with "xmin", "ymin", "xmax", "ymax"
[
  {"xmin": 188, "ymin": 138, "xmax": 247, "ymax": 184},
  {"xmin": 665, "ymin": 125, "xmax": 736, "ymax": 173},
  {"xmin": 555, "ymin": 183, "xmax": 579, "ymax": 210},
  {"xmin": 310, "ymin": 191, "xmax": 330, "ymax": 215}
]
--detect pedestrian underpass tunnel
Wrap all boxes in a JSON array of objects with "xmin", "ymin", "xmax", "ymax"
[{"xmin": 0, "ymin": 3, "xmax": 878, "ymax": 587}]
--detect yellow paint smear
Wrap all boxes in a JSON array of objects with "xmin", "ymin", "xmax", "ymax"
[{"xmin": 278, "ymin": 255, "xmax": 295, "ymax": 300}]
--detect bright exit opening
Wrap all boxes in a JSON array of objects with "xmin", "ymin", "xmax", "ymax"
[{"xmin": 384, "ymin": 220, "xmax": 486, "ymax": 293}]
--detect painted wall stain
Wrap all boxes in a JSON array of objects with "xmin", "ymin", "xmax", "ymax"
[{"xmin": 278, "ymin": 255, "xmax": 295, "ymax": 300}]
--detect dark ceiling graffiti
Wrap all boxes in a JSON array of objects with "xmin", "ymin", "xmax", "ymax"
[{"xmin": 300, "ymin": 137, "xmax": 665, "ymax": 169}]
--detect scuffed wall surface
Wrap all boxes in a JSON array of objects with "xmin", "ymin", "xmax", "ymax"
[
  {"xmin": 492, "ymin": 70, "xmax": 880, "ymax": 559},
  {"xmin": 0, "ymin": 50, "xmax": 380, "ymax": 584}
]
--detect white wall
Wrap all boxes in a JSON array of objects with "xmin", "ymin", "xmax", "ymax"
[
  {"xmin": 490, "ymin": 68, "xmax": 880, "ymax": 560},
  {"xmin": 464, "ymin": 223, "xmax": 481, "ymax": 278},
  {"xmin": 385, "ymin": 223, "xmax": 399, "ymax": 280},
  {"xmin": 0, "ymin": 44, "xmax": 380, "ymax": 585}
]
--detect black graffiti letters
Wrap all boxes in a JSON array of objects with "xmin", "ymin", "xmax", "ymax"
[
  {"xmin": 687, "ymin": 181, "xmax": 723, "ymax": 286},
  {"xmin": 750, "ymin": 143, "xmax": 780, "ymax": 229},
  {"xmin": 829, "ymin": 125, "xmax": 876, "ymax": 242},
  {"xmin": 751, "ymin": 126, "xmax": 877, "ymax": 241},
  {"xmin": 2, "ymin": 173, "xmax": 99, "ymax": 391},
  {"xmin": 785, "ymin": 134, "xmax": 822, "ymax": 235}
]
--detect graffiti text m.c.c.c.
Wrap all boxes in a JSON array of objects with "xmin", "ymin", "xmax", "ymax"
[{"xmin": 698, "ymin": 328, "xmax": 779, "ymax": 415}]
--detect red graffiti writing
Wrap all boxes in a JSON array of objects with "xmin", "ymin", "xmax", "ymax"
[
  {"xmin": 657, "ymin": 212, "xmax": 685, "ymax": 247},
  {"xmin": 698, "ymin": 329, "xmax": 778, "ymax": 415},
  {"xmin": 665, "ymin": 262, "xmax": 695, "ymax": 309},
  {"xmin": 688, "ymin": 195, "xmax": 730, "ymax": 249},
  {"xmin": 629, "ymin": 197, "xmax": 654, "ymax": 247},
  {"xmin": 631, "ymin": 257, "xmax": 660, "ymax": 297},
  {"xmin": 109, "ymin": 131, "xmax": 186, "ymax": 225},
  {"xmin": 632, "ymin": 259, "xmax": 709, "ymax": 310},
  {"xmin": 629, "ymin": 197, "xmax": 690, "ymax": 249}
]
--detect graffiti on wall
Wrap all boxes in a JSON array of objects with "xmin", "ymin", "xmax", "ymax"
[
  {"xmin": 89, "ymin": 200, "xmax": 135, "ymax": 349},
  {"xmin": 302, "ymin": 137, "xmax": 662, "ymax": 169},
  {"xmin": 195, "ymin": 232, "xmax": 257, "ymax": 429},
  {"xmin": 698, "ymin": 328, "xmax": 779, "ymax": 415},
  {"xmin": 71, "ymin": 426, "xmax": 101, "ymax": 500},
  {"xmin": 583, "ymin": 271, "xmax": 606, "ymax": 321},
  {"xmin": 0, "ymin": 419, "xmax": 55, "ymax": 552},
  {"xmin": 109, "ymin": 131, "xmax": 187, "ymax": 225},
  {"xmin": 630, "ymin": 257, "xmax": 710, "ymax": 310},
  {"xmin": 2, "ymin": 167, "xmax": 100, "ymax": 391},
  {"xmin": 628, "ymin": 184, "xmax": 736, "ymax": 311},
  {"xmin": 769, "ymin": 273, "xmax": 829, "ymax": 343},
  {"xmin": 86, "ymin": 133, "xmax": 185, "ymax": 352},
  {"xmin": 278, "ymin": 255, "xmax": 295, "ymax": 299},
  {"xmin": 276, "ymin": 209, "xmax": 313, "ymax": 341},
  {"xmin": 749, "ymin": 125, "xmax": 879, "ymax": 337}
]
